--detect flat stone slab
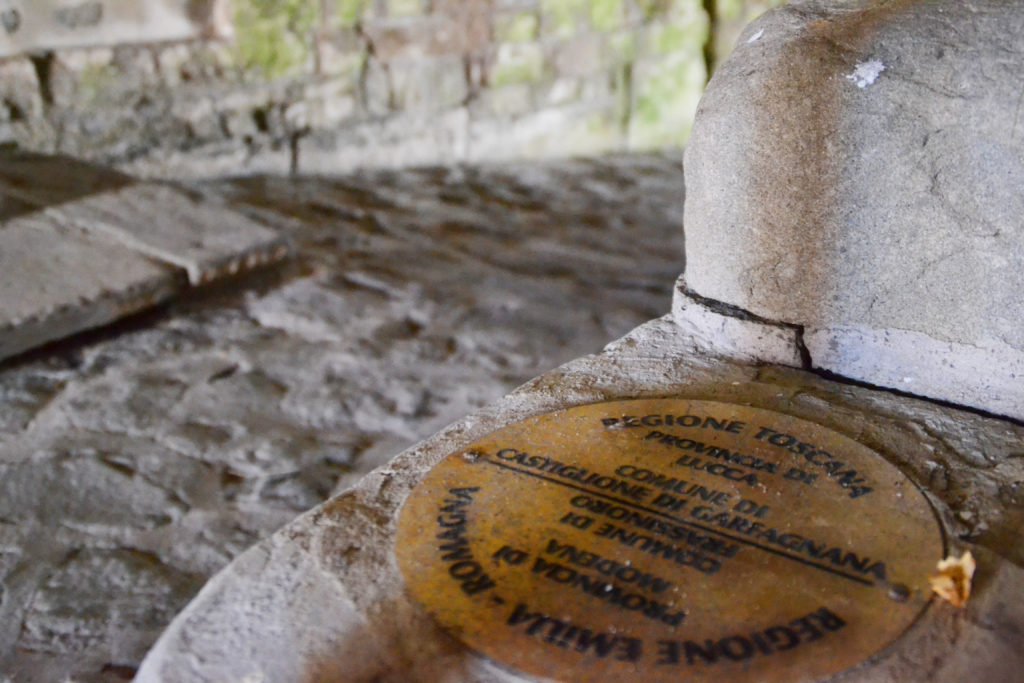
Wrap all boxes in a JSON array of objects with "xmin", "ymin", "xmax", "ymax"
[
  {"xmin": 0, "ymin": 214, "xmax": 181, "ymax": 360},
  {"xmin": 45, "ymin": 183, "xmax": 290, "ymax": 286},
  {"xmin": 136, "ymin": 316, "xmax": 1024, "ymax": 682},
  {"xmin": 0, "ymin": 151, "xmax": 289, "ymax": 362}
]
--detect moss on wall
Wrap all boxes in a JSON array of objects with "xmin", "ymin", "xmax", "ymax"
[
  {"xmin": 334, "ymin": 0, "xmax": 369, "ymax": 27},
  {"xmin": 496, "ymin": 12, "xmax": 540, "ymax": 43},
  {"xmin": 540, "ymin": 0, "xmax": 588, "ymax": 39},
  {"xmin": 590, "ymin": 0, "xmax": 625, "ymax": 31},
  {"xmin": 233, "ymin": 0, "xmax": 319, "ymax": 79}
]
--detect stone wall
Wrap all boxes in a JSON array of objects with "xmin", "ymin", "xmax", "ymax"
[{"xmin": 0, "ymin": 0, "xmax": 713, "ymax": 178}]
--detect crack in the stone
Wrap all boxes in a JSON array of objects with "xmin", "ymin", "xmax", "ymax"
[
  {"xmin": 679, "ymin": 284, "xmax": 800, "ymax": 329},
  {"xmin": 793, "ymin": 325, "xmax": 813, "ymax": 370},
  {"xmin": 685, "ymin": 288, "xmax": 1024, "ymax": 427}
]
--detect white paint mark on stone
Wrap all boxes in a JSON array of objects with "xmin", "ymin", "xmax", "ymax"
[
  {"xmin": 847, "ymin": 60, "xmax": 885, "ymax": 88},
  {"xmin": 747, "ymin": 28, "xmax": 765, "ymax": 44}
]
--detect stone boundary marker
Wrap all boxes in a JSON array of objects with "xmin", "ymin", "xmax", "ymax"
[
  {"xmin": 135, "ymin": 317, "xmax": 1024, "ymax": 682},
  {"xmin": 682, "ymin": 0, "xmax": 1024, "ymax": 420},
  {"xmin": 395, "ymin": 399, "xmax": 945, "ymax": 682},
  {"xmin": 0, "ymin": 0, "xmax": 231, "ymax": 57},
  {"xmin": 0, "ymin": 149, "xmax": 288, "ymax": 362}
]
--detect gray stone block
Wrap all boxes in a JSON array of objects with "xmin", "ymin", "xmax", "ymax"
[
  {"xmin": 0, "ymin": 153, "xmax": 287, "ymax": 282},
  {"xmin": 682, "ymin": 0, "xmax": 1024, "ymax": 419},
  {"xmin": 671, "ymin": 278, "xmax": 803, "ymax": 367},
  {"xmin": 0, "ymin": 0, "xmax": 231, "ymax": 58},
  {"xmin": 43, "ymin": 183, "xmax": 290, "ymax": 285},
  {"xmin": 0, "ymin": 151, "xmax": 289, "ymax": 360},
  {"xmin": 0, "ymin": 214, "xmax": 182, "ymax": 361},
  {"xmin": 804, "ymin": 325, "xmax": 1024, "ymax": 418}
]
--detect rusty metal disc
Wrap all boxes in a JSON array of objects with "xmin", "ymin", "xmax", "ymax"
[{"xmin": 395, "ymin": 399, "xmax": 945, "ymax": 682}]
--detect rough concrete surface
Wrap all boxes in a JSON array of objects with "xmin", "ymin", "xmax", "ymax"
[
  {"xmin": 136, "ymin": 314, "xmax": 1024, "ymax": 682},
  {"xmin": 682, "ymin": 0, "xmax": 1024, "ymax": 419},
  {"xmin": 0, "ymin": 153, "xmax": 685, "ymax": 681}
]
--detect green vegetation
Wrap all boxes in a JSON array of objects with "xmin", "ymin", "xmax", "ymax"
[
  {"xmin": 387, "ymin": 0, "xmax": 420, "ymax": 18},
  {"xmin": 718, "ymin": 0, "xmax": 786, "ymax": 24},
  {"xmin": 636, "ymin": 0, "xmax": 674, "ymax": 21},
  {"xmin": 540, "ymin": 0, "xmax": 587, "ymax": 39},
  {"xmin": 648, "ymin": 11, "xmax": 707, "ymax": 55},
  {"xmin": 233, "ymin": 0, "xmax": 319, "ymax": 79},
  {"xmin": 76, "ymin": 63, "xmax": 118, "ymax": 105},
  {"xmin": 491, "ymin": 44, "xmax": 545, "ymax": 87},
  {"xmin": 496, "ymin": 12, "xmax": 540, "ymax": 43},
  {"xmin": 589, "ymin": 0, "xmax": 624, "ymax": 31},
  {"xmin": 334, "ymin": 0, "xmax": 369, "ymax": 26},
  {"xmin": 632, "ymin": 56, "xmax": 705, "ymax": 146},
  {"xmin": 609, "ymin": 32, "xmax": 636, "ymax": 63}
]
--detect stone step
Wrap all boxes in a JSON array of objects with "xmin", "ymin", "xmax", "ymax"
[
  {"xmin": 0, "ymin": 214, "xmax": 182, "ymax": 361},
  {"xmin": 0, "ymin": 150, "xmax": 289, "ymax": 363},
  {"xmin": 41, "ymin": 183, "xmax": 290, "ymax": 286}
]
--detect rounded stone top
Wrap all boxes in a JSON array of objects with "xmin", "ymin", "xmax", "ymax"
[{"xmin": 682, "ymin": 0, "xmax": 1024, "ymax": 419}]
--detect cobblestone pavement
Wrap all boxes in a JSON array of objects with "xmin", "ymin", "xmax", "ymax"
[{"xmin": 0, "ymin": 152, "xmax": 684, "ymax": 681}]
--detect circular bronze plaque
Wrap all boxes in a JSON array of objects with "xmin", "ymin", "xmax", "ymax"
[{"xmin": 396, "ymin": 399, "xmax": 944, "ymax": 682}]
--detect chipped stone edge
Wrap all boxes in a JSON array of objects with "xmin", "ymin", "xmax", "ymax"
[
  {"xmin": 0, "ymin": 265, "xmax": 183, "ymax": 362},
  {"xmin": 43, "ymin": 205, "xmax": 293, "ymax": 287},
  {"xmin": 805, "ymin": 325, "xmax": 1024, "ymax": 421},
  {"xmin": 671, "ymin": 276, "xmax": 804, "ymax": 367},
  {"xmin": 0, "ymin": 177, "xmax": 291, "ymax": 287},
  {"xmin": 0, "ymin": 176, "xmax": 290, "ymax": 361}
]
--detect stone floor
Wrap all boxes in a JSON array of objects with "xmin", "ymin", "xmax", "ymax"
[{"xmin": 0, "ymin": 152, "xmax": 685, "ymax": 681}]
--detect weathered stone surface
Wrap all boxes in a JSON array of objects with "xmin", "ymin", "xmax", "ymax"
[
  {"xmin": 0, "ymin": 152, "xmax": 291, "ymax": 288},
  {"xmin": 0, "ymin": 149, "xmax": 134, "ymax": 206},
  {"xmin": 0, "ymin": 214, "xmax": 181, "ymax": 361},
  {"xmin": 136, "ymin": 315, "xmax": 1024, "ymax": 682},
  {"xmin": 683, "ymin": 0, "xmax": 1024, "ymax": 419},
  {"xmin": 672, "ymin": 277, "xmax": 803, "ymax": 366},
  {"xmin": 0, "ymin": 151, "xmax": 289, "ymax": 361},
  {"xmin": 0, "ymin": 0, "xmax": 231, "ymax": 57},
  {"xmin": 804, "ymin": 325, "xmax": 1024, "ymax": 419},
  {"xmin": 46, "ymin": 183, "xmax": 290, "ymax": 286},
  {"xmin": 0, "ymin": 153, "xmax": 685, "ymax": 680}
]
